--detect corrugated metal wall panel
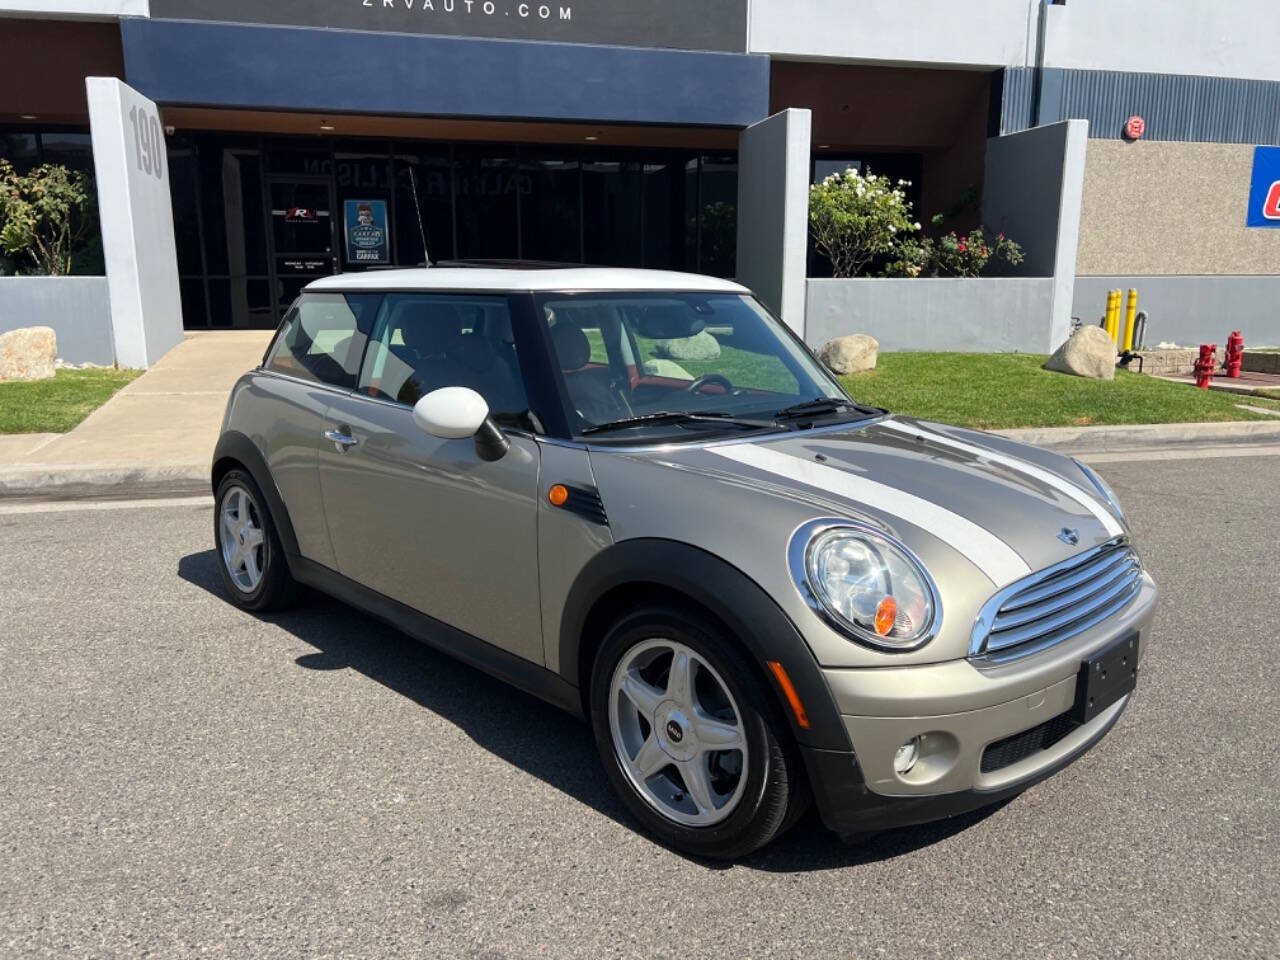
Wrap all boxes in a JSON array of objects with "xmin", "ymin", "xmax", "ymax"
[
  {"xmin": 999, "ymin": 68, "xmax": 1280, "ymax": 144},
  {"xmin": 1001, "ymin": 67, "xmax": 1035, "ymax": 135}
]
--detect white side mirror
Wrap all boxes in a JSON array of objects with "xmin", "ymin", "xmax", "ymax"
[
  {"xmin": 412, "ymin": 386, "xmax": 510, "ymax": 462},
  {"xmin": 413, "ymin": 386, "xmax": 490, "ymax": 439}
]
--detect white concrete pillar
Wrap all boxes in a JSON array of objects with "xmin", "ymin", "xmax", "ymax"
[
  {"xmin": 736, "ymin": 109, "xmax": 812, "ymax": 338},
  {"xmin": 982, "ymin": 118, "xmax": 1089, "ymax": 352},
  {"xmin": 87, "ymin": 77, "xmax": 184, "ymax": 369}
]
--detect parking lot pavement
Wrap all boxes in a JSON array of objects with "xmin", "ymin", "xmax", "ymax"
[{"xmin": 1, "ymin": 452, "xmax": 1277, "ymax": 959}]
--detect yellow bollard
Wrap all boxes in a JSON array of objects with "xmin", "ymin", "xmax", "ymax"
[
  {"xmin": 1106, "ymin": 290, "xmax": 1121, "ymax": 344},
  {"xmin": 1122, "ymin": 289, "xmax": 1138, "ymax": 352}
]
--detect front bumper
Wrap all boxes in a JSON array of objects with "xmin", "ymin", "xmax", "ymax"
[{"xmin": 801, "ymin": 572, "xmax": 1158, "ymax": 837}]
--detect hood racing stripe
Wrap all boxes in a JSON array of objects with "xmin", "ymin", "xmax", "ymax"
[
  {"xmin": 879, "ymin": 421, "xmax": 1125, "ymax": 539},
  {"xmin": 711, "ymin": 443, "xmax": 1031, "ymax": 588}
]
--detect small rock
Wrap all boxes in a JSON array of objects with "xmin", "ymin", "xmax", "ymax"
[
  {"xmin": 641, "ymin": 358, "xmax": 693, "ymax": 380},
  {"xmin": 653, "ymin": 330, "xmax": 720, "ymax": 361},
  {"xmin": 1045, "ymin": 324, "xmax": 1116, "ymax": 380},
  {"xmin": 818, "ymin": 334, "xmax": 879, "ymax": 375},
  {"xmin": 0, "ymin": 326, "xmax": 57, "ymax": 381}
]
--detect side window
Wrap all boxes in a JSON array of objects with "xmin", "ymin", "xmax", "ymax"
[
  {"xmin": 265, "ymin": 293, "xmax": 380, "ymax": 390},
  {"xmin": 358, "ymin": 294, "xmax": 530, "ymax": 422}
]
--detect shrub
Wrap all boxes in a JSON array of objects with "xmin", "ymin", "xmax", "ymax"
[
  {"xmin": 0, "ymin": 160, "xmax": 95, "ymax": 276},
  {"xmin": 808, "ymin": 167, "xmax": 921, "ymax": 278},
  {"xmin": 884, "ymin": 222, "xmax": 1025, "ymax": 279}
]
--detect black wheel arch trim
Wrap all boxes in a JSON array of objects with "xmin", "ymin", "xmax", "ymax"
[
  {"xmin": 211, "ymin": 430, "xmax": 300, "ymax": 559},
  {"xmin": 558, "ymin": 538, "xmax": 852, "ymax": 754}
]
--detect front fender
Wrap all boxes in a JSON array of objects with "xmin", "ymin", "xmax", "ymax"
[
  {"xmin": 558, "ymin": 538, "xmax": 850, "ymax": 753},
  {"xmin": 211, "ymin": 429, "xmax": 300, "ymax": 558}
]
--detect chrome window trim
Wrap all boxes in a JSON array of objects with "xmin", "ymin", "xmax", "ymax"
[
  {"xmin": 785, "ymin": 516, "xmax": 943, "ymax": 653},
  {"xmin": 254, "ymin": 368, "xmax": 360, "ymax": 399},
  {"xmin": 969, "ymin": 536, "xmax": 1141, "ymax": 663}
]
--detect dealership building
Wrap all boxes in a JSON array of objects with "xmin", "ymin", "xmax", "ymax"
[{"xmin": 2, "ymin": 1, "xmax": 1279, "ymax": 366}]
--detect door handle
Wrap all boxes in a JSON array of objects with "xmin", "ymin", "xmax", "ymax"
[{"xmin": 324, "ymin": 429, "xmax": 358, "ymax": 450}]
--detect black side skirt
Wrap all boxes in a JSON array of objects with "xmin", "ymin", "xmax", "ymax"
[{"xmin": 288, "ymin": 556, "xmax": 584, "ymax": 719}]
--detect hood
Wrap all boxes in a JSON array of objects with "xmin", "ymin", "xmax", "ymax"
[{"xmin": 616, "ymin": 415, "xmax": 1126, "ymax": 590}]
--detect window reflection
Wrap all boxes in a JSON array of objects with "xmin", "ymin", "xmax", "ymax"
[{"xmin": 160, "ymin": 134, "xmax": 739, "ymax": 328}]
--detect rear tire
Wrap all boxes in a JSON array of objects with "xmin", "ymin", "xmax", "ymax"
[
  {"xmin": 213, "ymin": 468, "xmax": 297, "ymax": 613},
  {"xmin": 589, "ymin": 606, "xmax": 809, "ymax": 859}
]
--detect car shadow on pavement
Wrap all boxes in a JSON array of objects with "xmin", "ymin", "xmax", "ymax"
[{"xmin": 179, "ymin": 549, "xmax": 1003, "ymax": 873}]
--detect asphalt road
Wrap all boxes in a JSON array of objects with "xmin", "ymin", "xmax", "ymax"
[{"xmin": 1, "ymin": 452, "xmax": 1277, "ymax": 959}]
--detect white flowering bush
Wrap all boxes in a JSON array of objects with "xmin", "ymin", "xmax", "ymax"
[{"xmin": 808, "ymin": 167, "xmax": 921, "ymax": 278}]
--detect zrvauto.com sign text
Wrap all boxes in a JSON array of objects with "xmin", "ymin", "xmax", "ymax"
[{"xmin": 148, "ymin": 0, "xmax": 747, "ymax": 53}]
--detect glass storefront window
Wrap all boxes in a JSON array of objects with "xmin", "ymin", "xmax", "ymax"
[
  {"xmin": 168, "ymin": 139, "xmax": 205, "ymax": 278},
  {"xmin": 0, "ymin": 131, "xmax": 38, "ymax": 171},
  {"xmin": 165, "ymin": 133, "xmax": 739, "ymax": 328},
  {"xmin": 698, "ymin": 155, "xmax": 737, "ymax": 278},
  {"xmin": 393, "ymin": 147, "xmax": 454, "ymax": 266},
  {"xmin": 520, "ymin": 152, "xmax": 581, "ymax": 263},
  {"xmin": 454, "ymin": 147, "xmax": 519, "ymax": 260},
  {"xmin": 582, "ymin": 157, "xmax": 642, "ymax": 268}
]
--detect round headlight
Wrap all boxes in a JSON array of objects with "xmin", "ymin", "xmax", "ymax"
[{"xmin": 804, "ymin": 526, "xmax": 938, "ymax": 650}]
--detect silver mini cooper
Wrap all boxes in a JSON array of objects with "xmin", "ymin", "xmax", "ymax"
[{"xmin": 213, "ymin": 266, "xmax": 1157, "ymax": 858}]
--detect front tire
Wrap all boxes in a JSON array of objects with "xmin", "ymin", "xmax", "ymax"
[
  {"xmin": 213, "ymin": 469, "xmax": 296, "ymax": 612},
  {"xmin": 589, "ymin": 606, "xmax": 808, "ymax": 859}
]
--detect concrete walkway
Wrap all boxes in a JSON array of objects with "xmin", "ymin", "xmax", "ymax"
[{"xmin": 0, "ymin": 331, "xmax": 271, "ymax": 496}]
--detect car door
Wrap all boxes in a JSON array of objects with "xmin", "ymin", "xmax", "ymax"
[
  {"xmin": 316, "ymin": 292, "xmax": 544, "ymax": 664},
  {"xmin": 251, "ymin": 291, "xmax": 380, "ymax": 568}
]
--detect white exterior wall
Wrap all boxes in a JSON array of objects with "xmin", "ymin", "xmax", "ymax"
[
  {"xmin": 87, "ymin": 78, "xmax": 183, "ymax": 369},
  {"xmin": 1042, "ymin": 1, "xmax": 1280, "ymax": 82},
  {"xmin": 0, "ymin": 1, "xmax": 147, "ymax": 18},
  {"xmin": 749, "ymin": 1, "xmax": 1278, "ymax": 82},
  {"xmin": 748, "ymin": 0, "xmax": 1035, "ymax": 68}
]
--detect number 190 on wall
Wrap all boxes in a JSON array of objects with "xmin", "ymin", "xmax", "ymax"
[{"xmin": 128, "ymin": 104, "xmax": 165, "ymax": 181}]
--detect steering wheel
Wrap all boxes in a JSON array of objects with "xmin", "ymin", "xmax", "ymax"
[{"xmin": 686, "ymin": 373, "xmax": 735, "ymax": 395}]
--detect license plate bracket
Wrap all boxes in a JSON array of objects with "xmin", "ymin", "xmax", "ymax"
[{"xmin": 1073, "ymin": 632, "xmax": 1139, "ymax": 724}]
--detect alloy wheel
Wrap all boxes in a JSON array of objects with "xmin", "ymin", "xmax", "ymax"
[
  {"xmin": 608, "ymin": 639, "xmax": 749, "ymax": 827},
  {"xmin": 219, "ymin": 484, "xmax": 266, "ymax": 593}
]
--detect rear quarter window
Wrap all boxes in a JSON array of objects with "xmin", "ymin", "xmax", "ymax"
[{"xmin": 265, "ymin": 293, "xmax": 381, "ymax": 389}]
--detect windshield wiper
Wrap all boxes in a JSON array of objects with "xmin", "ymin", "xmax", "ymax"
[
  {"xmin": 773, "ymin": 397, "xmax": 880, "ymax": 421},
  {"xmin": 580, "ymin": 410, "xmax": 778, "ymax": 436}
]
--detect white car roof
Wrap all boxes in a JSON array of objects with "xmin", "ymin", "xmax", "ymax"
[{"xmin": 305, "ymin": 266, "xmax": 749, "ymax": 295}]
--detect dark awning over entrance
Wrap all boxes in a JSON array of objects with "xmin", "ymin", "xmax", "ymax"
[{"xmin": 120, "ymin": 19, "xmax": 769, "ymax": 129}]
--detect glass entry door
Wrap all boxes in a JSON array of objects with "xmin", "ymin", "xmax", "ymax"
[{"xmin": 268, "ymin": 177, "xmax": 339, "ymax": 316}]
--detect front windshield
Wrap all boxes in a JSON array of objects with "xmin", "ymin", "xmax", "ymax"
[{"xmin": 536, "ymin": 292, "xmax": 852, "ymax": 439}]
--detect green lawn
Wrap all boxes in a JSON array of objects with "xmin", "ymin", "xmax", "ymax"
[
  {"xmin": 838, "ymin": 353, "xmax": 1280, "ymax": 429},
  {"xmin": 0, "ymin": 368, "xmax": 140, "ymax": 434}
]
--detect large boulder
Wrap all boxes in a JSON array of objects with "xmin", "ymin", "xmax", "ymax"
[
  {"xmin": 653, "ymin": 330, "xmax": 721, "ymax": 361},
  {"xmin": 818, "ymin": 334, "xmax": 879, "ymax": 375},
  {"xmin": 1045, "ymin": 325, "xmax": 1116, "ymax": 380},
  {"xmin": 0, "ymin": 326, "xmax": 57, "ymax": 382}
]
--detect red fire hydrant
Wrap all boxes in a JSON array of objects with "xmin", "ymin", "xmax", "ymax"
[
  {"xmin": 1224, "ymin": 330, "xmax": 1244, "ymax": 379},
  {"xmin": 1194, "ymin": 343, "xmax": 1217, "ymax": 389}
]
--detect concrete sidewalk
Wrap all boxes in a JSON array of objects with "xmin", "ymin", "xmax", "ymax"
[
  {"xmin": 4, "ymin": 335, "xmax": 1280, "ymax": 499},
  {"xmin": 0, "ymin": 330, "xmax": 271, "ymax": 497}
]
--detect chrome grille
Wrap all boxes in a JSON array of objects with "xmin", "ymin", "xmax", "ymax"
[{"xmin": 971, "ymin": 539, "xmax": 1142, "ymax": 661}]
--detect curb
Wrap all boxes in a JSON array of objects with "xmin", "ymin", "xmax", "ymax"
[
  {"xmin": 0, "ymin": 463, "xmax": 208, "ymax": 502},
  {"xmin": 992, "ymin": 420, "xmax": 1280, "ymax": 452}
]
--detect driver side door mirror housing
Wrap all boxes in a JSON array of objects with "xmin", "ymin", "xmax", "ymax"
[{"xmin": 412, "ymin": 387, "xmax": 510, "ymax": 462}]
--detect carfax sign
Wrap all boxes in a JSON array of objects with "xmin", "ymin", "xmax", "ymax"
[
  {"xmin": 343, "ymin": 200, "xmax": 390, "ymax": 265},
  {"xmin": 1246, "ymin": 146, "xmax": 1280, "ymax": 228}
]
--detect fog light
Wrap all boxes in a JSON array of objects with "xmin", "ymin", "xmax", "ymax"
[{"xmin": 894, "ymin": 736, "xmax": 921, "ymax": 775}]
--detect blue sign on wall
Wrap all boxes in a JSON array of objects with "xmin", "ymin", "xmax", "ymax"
[
  {"xmin": 1246, "ymin": 146, "xmax": 1280, "ymax": 228},
  {"xmin": 343, "ymin": 199, "xmax": 390, "ymax": 264}
]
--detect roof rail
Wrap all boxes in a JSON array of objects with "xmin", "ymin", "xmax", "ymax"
[{"xmin": 431, "ymin": 258, "xmax": 580, "ymax": 270}]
